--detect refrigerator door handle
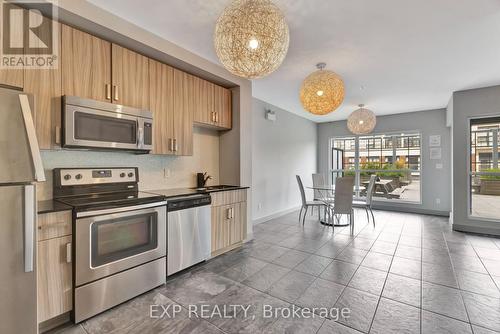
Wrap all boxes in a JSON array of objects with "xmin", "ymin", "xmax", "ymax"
[
  {"xmin": 24, "ymin": 185, "xmax": 36, "ymax": 273},
  {"xmin": 18, "ymin": 94, "xmax": 46, "ymax": 182}
]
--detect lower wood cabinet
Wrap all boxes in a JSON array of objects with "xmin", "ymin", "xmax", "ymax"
[
  {"xmin": 37, "ymin": 211, "xmax": 72, "ymax": 323},
  {"xmin": 211, "ymin": 190, "xmax": 247, "ymax": 256}
]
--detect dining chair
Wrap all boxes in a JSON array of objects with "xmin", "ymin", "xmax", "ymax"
[
  {"xmin": 296, "ymin": 175, "xmax": 324, "ymax": 225},
  {"xmin": 353, "ymin": 174, "xmax": 377, "ymax": 226},
  {"xmin": 327, "ymin": 176, "xmax": 355, "ymax": 233}
]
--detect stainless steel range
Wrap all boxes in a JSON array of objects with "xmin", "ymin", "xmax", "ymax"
[{"xmin": 53, "ymin": 167, "xmax": 167, "ymax": 323}]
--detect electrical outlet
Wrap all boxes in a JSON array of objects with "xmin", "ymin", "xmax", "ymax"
[
  {"xmin": 436, "ymin": 198, "xmax": 441, "ymax": 205},
  {"xmin": 164, "ymin": 168, "xmax": 171, "ymax": 178},
  {"xmin": 257, "ymin": 203, "xmax": 263, "ymax": 211},
  {"xmin": 436, "ymin": 163, "xmax": 443, "ymax": 169}
]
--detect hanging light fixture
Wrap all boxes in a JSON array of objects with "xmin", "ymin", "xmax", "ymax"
[
  {"xmin": 214, "ymin": 0, "xmax": 289, "ymax": 79},
  {"xmin": 347, "ymin": 104, "xmax": 377, "ymax": 135},
  {"xmin": 300, "ymin": 63, "xmax": 345, "ymax": 115}
]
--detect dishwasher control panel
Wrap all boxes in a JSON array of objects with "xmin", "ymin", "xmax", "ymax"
[{"xmin": 167, "ymin": 194, "xmax": 211, "ymax": 212}]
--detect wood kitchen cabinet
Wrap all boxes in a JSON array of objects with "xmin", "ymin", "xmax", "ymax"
[
  {"xmin": 24, "ymin": 18, "xmax": 62, "ymax": 150},
  {"xmin": 211, "ymin": 189, "xmax": 247, "ymax": 256},
  {"xmin": 61, "ymin": 24, "xmax": 111, "ymax": 102},
  {"xmin": 0, "ymin": 68, "xmax": 24, "ymax": 89},
  {"xmin": 193, "ymin": 78, "xmax": 232, "ymax": 130},
  {"xmin": 37, "ymin": 211, "xmax": 72, "ymax": 324},
  {"xmin": 173, "ymin": 69, "xmax": 193, "ymax": 155},
  {"xmin": 149, "ymin": 60, "xmax": 193, "ymax": 155},
  {"xmin": 111, "ymin": 44, "xmax": 149, "ymax": 109},
  {"xmin": 149, "ymin": 60, "xmax": 174, "ymax": 154},
  {"xmin": 214, "ymin": 85, "xmax": 232, "ymax": 129}
]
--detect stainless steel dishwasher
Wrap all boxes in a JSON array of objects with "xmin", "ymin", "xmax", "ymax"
[{"xmin": 167, "ymin": 194, "xmax": 211, "ymax": 275}]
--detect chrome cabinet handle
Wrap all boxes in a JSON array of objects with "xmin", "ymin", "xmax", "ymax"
[
  {"xmin": 215, "ymin": 112, "xmax": 219, "ymax": 123},
  {"xmin": 169, "ymin": 138, "xmax": 173, "ymax": 152},
  {"xmin": 105, "ymin": 84, "xmax": 111, "ymax": 100},
  {"xmin": 113, "ymin": 85, "xmax": 119, "ymax": 101},
  {"xmin": 66, "ymin": 242, "xmax": 72, "ymax": 263},
  {"xmin": 226, "ymin": 208, "xmax": 231, "ymax": 219},
  {"xmin": 174, "ymin": 138, "xmax": 178, "ymax": 152},
  {"xmin": 24, "ymin": 185, "xmax": 36, "ymax": 273}
]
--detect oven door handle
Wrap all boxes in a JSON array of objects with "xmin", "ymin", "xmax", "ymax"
[{"xmin": 76, "ymin": 201, "xmax": 167, "ymax": 218}]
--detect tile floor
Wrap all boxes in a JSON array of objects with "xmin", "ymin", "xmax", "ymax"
[{"xmin": 50, "ymin": 209, "xmax": 500, "ymax": 334}]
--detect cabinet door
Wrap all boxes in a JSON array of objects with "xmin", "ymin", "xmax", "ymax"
[
  {"xmin": 0, "ymin": 5, "xmax": 24, "ymax": 89},
  {"xmin": 149, "ymin": 60, "xmax": 174, "ymax": 155},
  {"xmin": 193, "ymin": 77, "xmax": 214, "ymax": 126},
  {"xmin": 112, "ymin": 44, "xmax": 149, "ymax": 109},
  {"xmin": 24, "ymin": 20, "xmax": 61, "ymax": 149},
  {"xmin": 61, "ymin": 25, "xmax": 111, "ymax": 102},
  {"xmin": 0, "ymin": 68, "xmax": 23, "ymax": 89},
  {"xmin": 211, "ymin": 205, "xmax": 231, "ymax": 253},
  {"xmin": 173, "ymin": 68, "xmax": 193, "ymax": 156},
  {"xmin": 229, "ymin": 202, "xmax": 246, "ymax": 245},
  {"xmin": 219, "ymin": 87, "xmax": 232, "ymax": 129},
  {"xmin": 37, "ymin": 236, "xmax": 72, "ymax": 323}
]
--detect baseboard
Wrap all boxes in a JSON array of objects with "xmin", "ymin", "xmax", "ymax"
[
  {"xmin": 370, "ymin": 204, "xmax": 450, "ymax": 217},
  {"xmin": 453, "ymin": 223, "xmax": 500, "ymax": 237},
  {"xmin": 252, "ymin": 206, "xmax": 301, "ymax": 225}
]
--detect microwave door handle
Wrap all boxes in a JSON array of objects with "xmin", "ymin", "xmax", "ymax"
[
  {"xmin": 137, "ymin": 122, "xmax": 144, "ymax": 149},
  {"xmin": 19, "ymin": 94, "xmax": 46, "ymax": 182},
  {"xmin": 24, "ymin": 185, "xmax": 36, "ymax": 273}
]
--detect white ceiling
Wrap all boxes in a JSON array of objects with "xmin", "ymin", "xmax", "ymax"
[{"xmin": 87, "ymin": 0, "xmax": 500, "ymax": 122}]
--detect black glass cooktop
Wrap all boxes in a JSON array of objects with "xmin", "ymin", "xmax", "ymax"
[{"xmin": 55, "ymin": 191, "xmax": 166, "ymax": 211}]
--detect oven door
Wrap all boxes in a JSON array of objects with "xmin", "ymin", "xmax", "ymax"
[
  {"xmin": 75, "ymin": 203, "xmax": 166, "ymax": 286},
  {"xmin": 65, "ymin": 105, "xmax": 145, "ymax": 151}
]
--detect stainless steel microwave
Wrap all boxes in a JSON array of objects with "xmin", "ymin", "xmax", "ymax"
[{"xmin": 63, "ymin": 96, "xmax": 153, "ymax": 153}]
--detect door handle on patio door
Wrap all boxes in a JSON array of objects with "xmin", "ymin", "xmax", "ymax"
[{"xmin": 24, "ymin": 185, "xmax": 36, "ymax": 273}]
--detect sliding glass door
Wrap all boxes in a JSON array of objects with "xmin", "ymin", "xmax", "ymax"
[
  {"xmin": 469, "ymin": 117, "xmax": 500, "ymax": 219},
  {"xmin": 330, "ymin": 132, "xmax": 421, "ymax": 203}
]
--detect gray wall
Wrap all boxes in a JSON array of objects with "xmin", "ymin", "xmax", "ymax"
[
  {"xmin": 252, "ymin": 98, "xmax": 317, "ymax": 223},
  {"xmin": 318, "ymin": 109, "xmax": 451, "ymax": 214},
  {"xmin": 452, "ymin": 85, "xmax": 500, "ymax": 235}
]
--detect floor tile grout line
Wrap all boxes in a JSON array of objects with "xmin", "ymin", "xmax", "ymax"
[{"xmin": 367, "ymin": 211, "xmax": 405, "ymax": 334}]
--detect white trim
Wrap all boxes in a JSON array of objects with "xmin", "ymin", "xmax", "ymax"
[{"xmin": 252, "ymin": 206, "xmax": 301, "ymax": 225}]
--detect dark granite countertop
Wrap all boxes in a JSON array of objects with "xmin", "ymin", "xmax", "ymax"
[
  {"xmin": 145, "ymin": 185, "xmax": 249, "ymax": 199},
  {"xmin": 37, "ymin": 199, "xmax": 72, "ymax": 214},
  {"xmin": 38, "ymin": 186, "xmax": 248, "ymax": 213}
]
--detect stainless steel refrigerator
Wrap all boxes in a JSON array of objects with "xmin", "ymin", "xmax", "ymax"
[{"xmin": 0, "ymin": 86, "xmax": 45, "ymax": 334}]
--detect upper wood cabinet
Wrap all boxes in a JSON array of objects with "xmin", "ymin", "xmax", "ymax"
[
  {"xmin": 61, "ymin": 25, "xmax": 111, "ymax": 102},
  {"xmin": 193, "ymin": 78, "xmax": 232, "ymax": 130},
  {"xmin": 149, "ymin": 61, "xmax": 193, "ymax": 156},
  {"xmin": 0, "ymin": 68, "xmax": 23, "ymax": 89},
  {"xmin": 192, "ymin": 77, "xmax": 214, "ymax": 125},
  {"xmin": 24, "ymin": 18, "xmax": 62, "ymax": 150},
  {"xmin": 173, "ymin": 69, "xmax": 193, "ymax": 156},
  {"xmin": 111, "ymin": 44, "xmax": 149, "ymax": 109},
  {"xmin": 149, "ymin": 60, "xmax": 174, "ymax": 155},
  {"xmin": 0, "ymin": 5, "xmax": 24, "ymax": 89},
  {"xmin": 214, "ymin": 85, "xmax": 232, "ymax": 129}
]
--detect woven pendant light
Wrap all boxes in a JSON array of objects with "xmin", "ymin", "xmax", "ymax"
[
  {"xmin": 347, "ymin": 104, "xmax": 377, "ymax": 135},
  {"xmin": 300, "ymin": 63, "xmax": 345, "ymax": 115},
  {"xmin": 214, "ymin": 0, "xmax": 289, "ymax": 79}
]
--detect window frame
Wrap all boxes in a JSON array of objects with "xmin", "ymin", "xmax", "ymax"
[{"xmin": 329, "ymin": 130, "xmax": 423, "ymax": 205}]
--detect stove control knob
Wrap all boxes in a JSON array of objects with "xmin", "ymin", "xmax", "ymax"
[
  {"xmin": 75, "ymin": 174, "xmax": 83, "ymax": 180},
  {"xmin": 120, "ymin": 173, "xmax": 126, "ymax": 178},
  {"xmin": 128, "ymin": 172, "xmax": 134, "ymax": 178},
  {"xmin": 64, "ymin": 174, "xmax": 71, "ymax": 181}
]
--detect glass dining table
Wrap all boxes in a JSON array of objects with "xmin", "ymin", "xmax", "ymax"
[{"xmin": 306, "ymin": 184, "xmax": 351, "ymax": 227}]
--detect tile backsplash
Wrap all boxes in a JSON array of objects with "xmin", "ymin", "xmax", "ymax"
[{"xmin": 38, "ymin": 127, "xmax": 220, "ymax": 200}]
